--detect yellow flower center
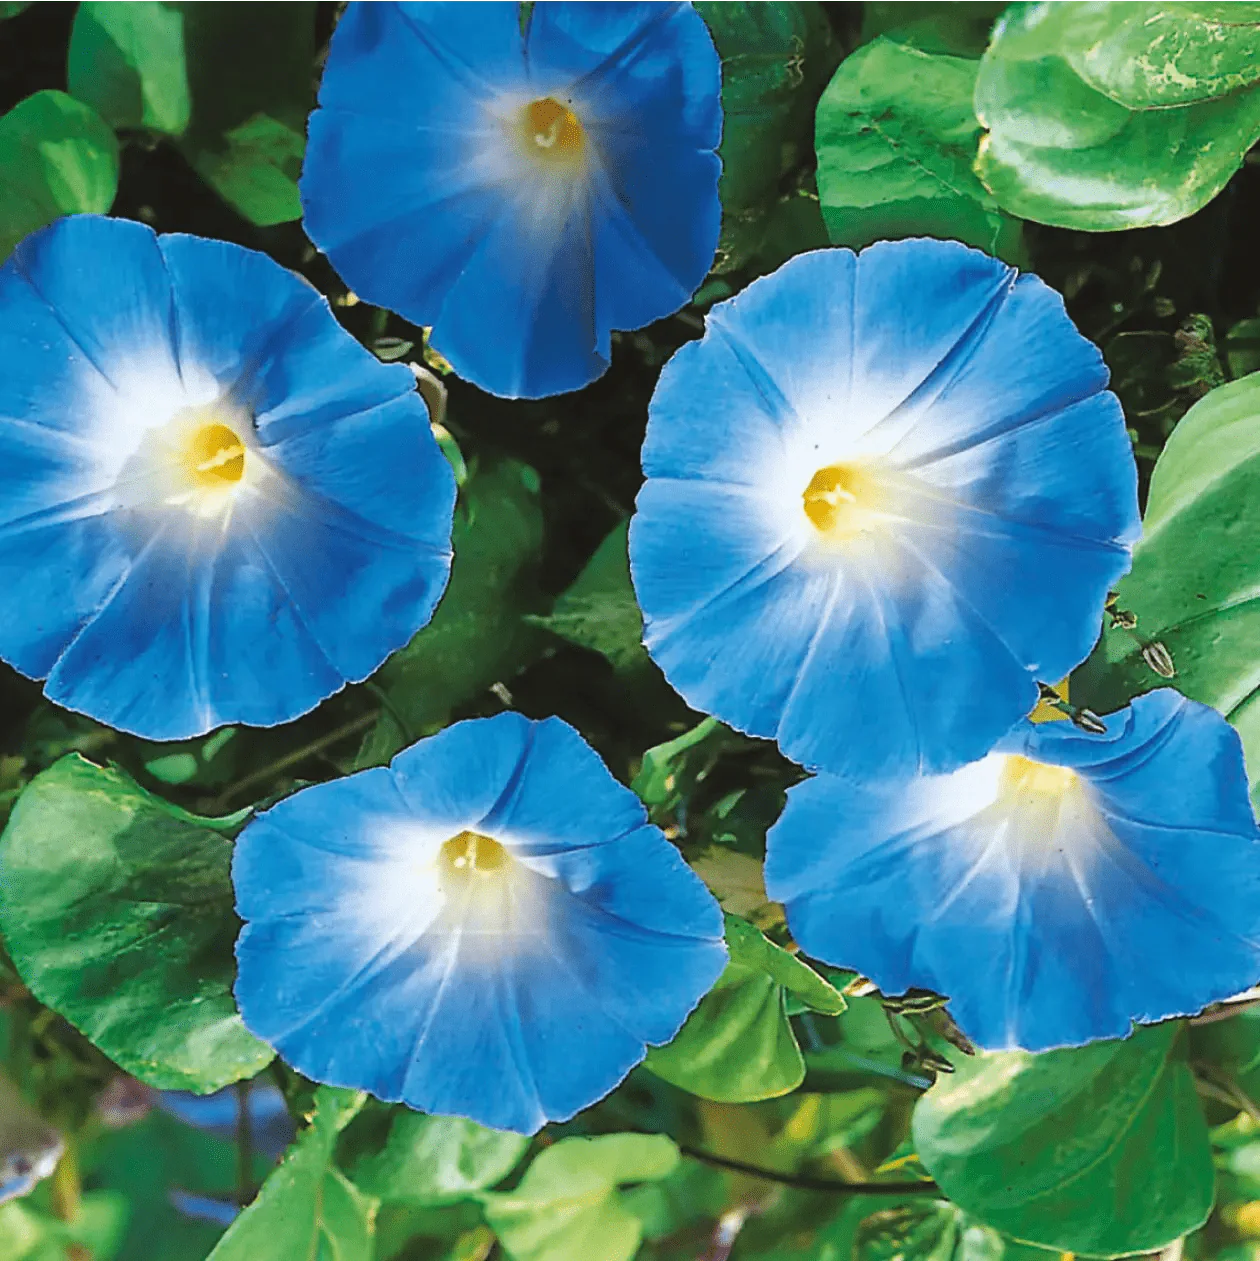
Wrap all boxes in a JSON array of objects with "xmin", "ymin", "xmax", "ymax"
[
  {"xmin": 439, "ymin": 830, "xmax": 510, "ymax": 878},
  {"xmin": 999, "ymin": 754, "xmax": 1079, "ymax": 800},
  {"xmin": 802, "ymin": 463, "xmax": 888, "ymax": 540},
  {"xmin": 520, "ymin": 96, "xmax": 585, "ymax": 161},
  {"xmin": 185, "ymin": 422, "xmax": 246, "ymax": 488}
]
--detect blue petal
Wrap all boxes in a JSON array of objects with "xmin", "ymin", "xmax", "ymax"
[
  {"xmin": 300, "ymin": 1, "xmax": 521, "ymax": 320},
  {"xmin": 772, "ymin": 538, "xmax": 1039, "ymax": 778},
  {"xmin": 849, "ymin": 239, "xmax": 1017, "ymax": 429},
  {"xmin": 6, "ymin": 215, "xmax": 181, "ymax": 396},
  {"xmin": 0, "ymin": 218, "xmax": 184, "ymax": 681},
  {"xmin": 426, "ymin": 192, "xmax": 606, "ymax": 399},
  {"xmin": 43, "ymin": 518, "xmax": 345, "ymax": 740},
  {"xmin": 302, "ymin": 110, "xmax": 506, "ymax": 317},
  {"xmin": 0, "ymin": 513, "xmax": 128, "ymax": 681},
  {"xmin": 391, "ymin": 711, "xmax": 535, "ymax": 828},
  {"xmin": 316, "ymin": 2, "xmax": 527, "ymax": 119},
  {"xmin": 480, "ymin": 715, "xmax": 649, "ymax": 851},
  {"xmin": 632, "ymin": 240, "xmax": 1139, "ymax": 777},
  {"xmin": 233, "ymin": 715, "xmax": 726, "ymax": 1133},
  {"xmin": 767, "ymin": 690, "xmax": 1260, "ymax": 1051},
  {"xmin": 532, "ymin": 2, "xmax": 721, "ymax": 333},
  {"xmin": 639, "ymin": 251, "xmax": 854, "ymax": 488}
]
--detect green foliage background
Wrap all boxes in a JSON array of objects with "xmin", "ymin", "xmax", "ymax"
[{"xmin": 2, "ymin": 2, "xmax": 1260, "ymax": 1260}]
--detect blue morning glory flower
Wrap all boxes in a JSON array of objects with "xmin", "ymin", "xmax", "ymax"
[
  {"xmin": 766, "ymin": 689, "xmax": 1260, "ymax": 1051},
  {"xmin": 0, "ymin": 215, "xmax": 456, "ymax": 741},
  {"xmin": 300, "ymin": 1, "xmax": 722, "ymax": 399},
  {"xmin": 232, "ymin": 711, "xmax": 727, "ymax": 1134},
  {"xmin": 630, "ymin": 240, "xmax": 1141, "ymax": 780}
]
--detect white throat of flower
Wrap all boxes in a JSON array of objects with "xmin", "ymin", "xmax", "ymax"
[{"xmin": 110, "ymin": 398, "xmax": 271, "ymax": 520}]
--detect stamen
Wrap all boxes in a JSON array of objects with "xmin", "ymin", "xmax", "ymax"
[
  {"xmin": 803, "ymin": 463, "xmax": 884, "ymax": 538},
  {"xmin": 187, "ymin": 423, "xmax": 246, "ymax": 487},
  {"xmin": 520, "ymin": 97, "xmax": 585, "ymax": 160},
  {"xmin": 439, "ymin": 830, "xmax": 510, "ymax": 877}
]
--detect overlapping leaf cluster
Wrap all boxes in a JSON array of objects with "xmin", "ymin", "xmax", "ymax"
[{"xmin": 1, "ymin": 3, "xmax": 1260, "ymax": 1260}]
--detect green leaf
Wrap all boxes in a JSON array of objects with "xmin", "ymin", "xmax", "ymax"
[
  {"xmin": 644, "ymin": 914, "xmax": 843, "ymax": 1102},
  {"xmin": 1030, "ymin": 2, "xmax": 1260, "ymax": 109},
  {"xmin": 67, "ymin": 2, "xmax": 315, "ymax": 225},
  {"xmin": 815, "ymin": 37, "xmax": 1025, "ymax": 261},
  {"xmin": 1226, "ymin": 316, "xmax": 1260, "ymax": 379},
  {"xmin": 725, "ymin": 914, "xmax": 846, "ymax": 1016},
  {"xmin": 67, "ymin": 2, "xmax": 192, "ymax": 134},
  {"xmin": 481, "ymin": 1134, "xmax": 678, "ymax": 1261},
  {"xmin": 974, "ymin": 1, "xmax": 1260, "ymax": 231},
  {"xmin": 0, "ymin": 90, "xmax": 119, "ymax": 261},
  {"xmin": 352, "ymin": 1112, "xmax": 529, "ymax": 1206},
  {"xmin": 209, "ymin": 1087, "xmax": 374, "ymax": 1261},
  {"xmin": 912, "ymin": 1023, "xmax": 1214, "ymax": 1255},
  {"xmin": 188, "ymin": 112, "xmax": 306, "ymax": 227},
  {"xmin": 0, "ymin": 755, "xmax": 272, "ymax": 1092},
  {"xmin": 630, "ymin": 717, "xmax": 725, "ymax": 813},
  {"xmin": 0, "ymin": 1190, "xmax": 129, "ymax": 1261},
  {"xmin": 0, "ymin": 2, "xmax": 31, "ymax": 19},
  {"xmin": 858, "ymin": 3, "xmax": 1007, "ymax": 58},
  {"xmin": 358, "ymin": 457, "xmax": 545, "ymax": 767},
  {"xmin": 854, "ymin": 1201, "xmax": 963, "ymax": 1261},
  {"xmin": 178, "ymin": 1, "xmax": 315, "ymax": 227},
  {"xmin": 529, "ymin": 520, "xmax": 648, "ymax": 674},
  {"xmin": 696, "ymin": 1, "xmax": 838, "ymax": 210},
  {"xmin": 697, "ymin": 1, "xmax": 839, "ymax": 275},
  {"xmin": 1074, "ymin": 372, "xmax": 1260, "ymax": 804}
]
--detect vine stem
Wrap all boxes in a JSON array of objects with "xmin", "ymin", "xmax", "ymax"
[
  {"xmin": 236, "ymin": 1080, "xmax": 255, "ymax": 1207},
  {"xmin": 51, "ymin": 1142, "xmax": 91, "ymax": 1260},
  {"xmin": 207, "ymin": 711, "xmax": 379, "ymax": 811},
  {"xmin": 676, "ymin": 1143, "xmax": 940, "ymax": 1195}
]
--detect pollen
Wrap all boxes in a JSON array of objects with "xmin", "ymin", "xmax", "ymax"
[
  {"xmin": 439, "ymin": 830, "xmax": 510, "ymax": 877},
  {"xmin": 520, "ymin": 96, "xmax": 585, "ymax": 160},
  {"xmin": 186, "ymin": 422, "xmax": 246, "ymax": 487},
  {"xmin": 802, "ymin": 463, "xmax": 886, "ymax": 539}
]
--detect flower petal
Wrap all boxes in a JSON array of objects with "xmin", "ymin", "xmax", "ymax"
[
  {"xmin": 632, "ymin": 240, "xmax": 1139, "ymax": 776},
  {"xmin": 301, "ymin": 0, "xmax": 722, "ymax": 398},
  {"xmin": 233, "ymin": 715, "xmax": 726, "ymax": 1133},
  {"xmin": 767, "ymin": 690, "xmax": 1260, "ymax": 1050},
  {"xmin": 0, "ymin": 216, "xmax": 455, "ymax": 739}
]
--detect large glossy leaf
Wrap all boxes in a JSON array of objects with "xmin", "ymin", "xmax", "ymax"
[
  {"xmin": 696, "ymin": 2, "xmax": 837, "ymax": 209},
  {"xmin": 974, "ymin": 1, "xmax": 1260, "ymax": 230},
  {"xmin": 358, "ymin": 457, "xmax": 546, "ymax": 767},
  {"xmin": 481, "ymin": 1134, "xmax": 678, "ymax": 1261},
  {"xmin": 0, "ymin": 755, "xmax": 272, "ymax": 1092},
  {"xmin": 352, "ymin": 1113, "xmax": 529, "ymax": 1206},
  {"xmin": 68, "ymin": 2, "xmax": 191, "ymax": 134},
  {"xmin": 0, "ymin": 90, "xmax": 118, "ymax": 260},
  {"xmin": 1035, "ymin": 2, "xmax": 1260, "ymax": 109},
  {"xmin": 645, "ymin": 914, "xmax": 844, "ymax": 1102},
  {"xmin": 208, "ymin": 1088, "xmax": 373, "ymax": 1261},
  {"xmin": 1074, "ymin": 373, "xmax": 1260, "ymax": 804},
  {"xmin": 696, "ymin": 1, "xmax": 838, "ymax": 274},
  {"xmin": 912, "ymin": 1023, "xmax": 1214, "ymax": 1255},
  {"xmin": 815, "ymin": 37, "xmax": 1023, "ymax": 260}
]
